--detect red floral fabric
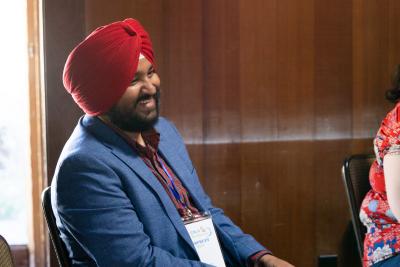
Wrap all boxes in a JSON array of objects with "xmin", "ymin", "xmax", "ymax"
[{"xmin": 360, "ymin": 102, "xmax": 400, "ymax": 266}]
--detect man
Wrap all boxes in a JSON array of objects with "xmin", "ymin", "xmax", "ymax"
[{"xmin": 53, "ymin": 18, "xmax": 294, "ymax": 267}]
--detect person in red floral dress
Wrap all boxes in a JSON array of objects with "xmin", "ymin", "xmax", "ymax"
[{"xmin": 360, "ymin": 65, "xmax": 400, "ymax": 267}]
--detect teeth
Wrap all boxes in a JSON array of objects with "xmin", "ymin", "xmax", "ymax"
[{"xmin": 140, "ymin": 99, "xmax": 152, "ymax": 104}]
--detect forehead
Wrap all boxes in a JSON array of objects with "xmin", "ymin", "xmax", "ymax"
[{"xmin": 136, "ymin": 57, "xmax": 152, "ymax": 73}]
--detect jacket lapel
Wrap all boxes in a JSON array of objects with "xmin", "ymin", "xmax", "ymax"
[
  {"xmin": 157, "ymin": 137, "xmax": 206, "ymax": 212},
  {"xmin": 81, "ymin": 116, "xmax": 196, "ymax": 252}
]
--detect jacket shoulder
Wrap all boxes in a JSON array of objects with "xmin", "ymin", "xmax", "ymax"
[{"xmin": 155, "ymin": 117, "xmax": 182, "ymax": 138}]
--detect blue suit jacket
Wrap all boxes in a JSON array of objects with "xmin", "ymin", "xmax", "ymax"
[{"xmin": 52, "ymin": 115, "xmax": 266, "ymax": 266}]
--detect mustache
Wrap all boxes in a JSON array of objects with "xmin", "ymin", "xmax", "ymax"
[{"xmin": 135, "ymin": 88, "xmax": 161, "ymax": 105}]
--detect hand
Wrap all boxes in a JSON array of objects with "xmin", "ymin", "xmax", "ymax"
[{"xmin": 255, "ymin": 254, "xmax": 295, "ymax": 267}]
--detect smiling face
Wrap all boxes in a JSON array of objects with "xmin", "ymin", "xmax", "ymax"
[{"xmin": 105, "ymin": 57, "xmax": 161, "ymax": 132}]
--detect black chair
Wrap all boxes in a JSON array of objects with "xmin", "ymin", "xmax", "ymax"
[
  {"xmin": 41, "ymin": 186, "xmax": 71, "ymax": 267},
  {"xmin": 0, "ymin": 235, "xmax": 14, "ymax": 267},
  {"xmin": 341, "ymin": 154, "xmax": 375, "ymax": 264}
]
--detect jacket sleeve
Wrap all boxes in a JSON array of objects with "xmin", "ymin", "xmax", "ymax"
[
  {"xmin": 165, "ymin": 120, "xmax": 269, "ymax": 266},
  {"xmin": 53, "ymin": 154, "xmax": 213, "ymax": 267}
]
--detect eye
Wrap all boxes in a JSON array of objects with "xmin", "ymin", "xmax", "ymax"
[
  {"xmin": 148, "ymin": 67, "xmax": 155, "ymax": 78},
  {"xmin": 130, "ymin": 77, "xmax": 139, "ymax": 85}
]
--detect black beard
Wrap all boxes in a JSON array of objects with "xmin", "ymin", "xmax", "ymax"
[{"xmin": 107, "ymin": 89, "xmax": 160, "ymax": 132}]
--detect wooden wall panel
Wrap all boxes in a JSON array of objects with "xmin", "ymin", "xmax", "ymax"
[
  {"xmin": 41, "ymin": 0, "xmax": 400, "ymax": 266},
  {"xmin": 353, "ymin": 0, "xmax": 395, "ymax": 138},
  {"xmin": 241, "ymin": 141, "xmax": 315, "ymax": 265},
  {"xmin": 158, "ymin": 1, "xmax": 204, "ymax": 142},
  {"xmin": 239, "ymin": 0, "xmax": 315, "ymax": 142},
  {"xmin": 314, "ymin": 0, "xmax": 353, "ymax": 139},
  {"xmin": 43, "ymin": 1, "xmax": 85, "ymax": 181},
  {"xmin": 239, "ymin": 0, "xmax": 279, "ymax": 141},
  {"xmin": 274, "ymin": 0, "xmax": 315, "ymax": 140},
  {"xmin": 42, "ymin": 1, "xmax": 86, "ymax": 266},
  {"xmin": 202, "ymin": 0, "xmax": 241, "ymax": 142}
]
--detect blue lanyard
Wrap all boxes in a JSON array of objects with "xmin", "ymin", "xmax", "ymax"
[{"xmin": 159, "ymin": 159, "xmax": 188, "ymax": 209}]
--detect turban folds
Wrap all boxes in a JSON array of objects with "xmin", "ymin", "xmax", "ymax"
[{"xmin": 63, "ymin": 18, "xmax": 156, "ymax": 115}]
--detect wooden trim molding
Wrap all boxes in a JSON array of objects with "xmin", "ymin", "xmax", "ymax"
[{"xmin": 27, "ymin": 0, "xmax": 47, "ymax": 266}]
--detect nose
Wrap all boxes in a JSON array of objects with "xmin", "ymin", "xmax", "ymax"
[
  {"xmin": 141, "ymin": 77, "xmax": 157, "ymax": 94},
  {"xmin": 142, "ymin": 74, "xmax": 160, "ymax": 95}
]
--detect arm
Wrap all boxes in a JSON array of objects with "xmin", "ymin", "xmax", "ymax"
[
  {"xmin": 55, "ymin": 154, "xmax": 212, "ymax": 267},
  {"xmin": 384, "ymin": 153, "xmax": 400, "ymax": 221}
]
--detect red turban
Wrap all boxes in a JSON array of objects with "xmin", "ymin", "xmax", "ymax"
[{"xmin": 63, "ymin": 18, "xmax": 156, "ymax": 115}]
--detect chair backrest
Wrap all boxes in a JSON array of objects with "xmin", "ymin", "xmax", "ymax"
[
  {"xmin": 0, "ymin": 235, "xmax": 14, "ymax": 267},
  {"xmin": 341, "ymin": 154, "xmax": 375, "ymax": 263},
  {"xmin": 41, "ymin": 186, "xmax": 71, "ymax": 267}
]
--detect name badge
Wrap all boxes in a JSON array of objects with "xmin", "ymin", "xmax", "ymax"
[{"xmin": 184, "ymin": 212, "xmax": 226, "ymax": 267}]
